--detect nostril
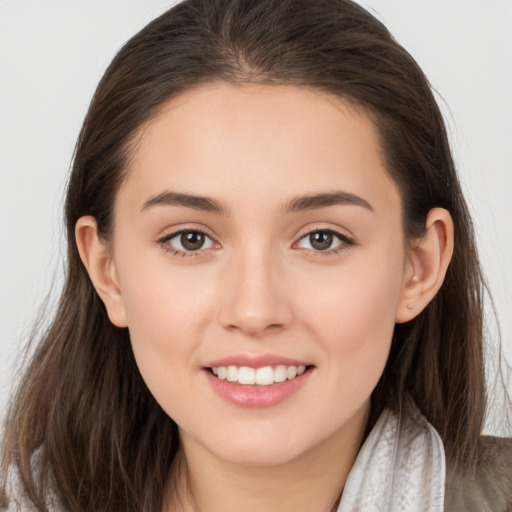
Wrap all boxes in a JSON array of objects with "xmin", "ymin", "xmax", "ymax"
[{"xmin": 222, "ymin": 320, "xmax": 285, "ymax": 337}]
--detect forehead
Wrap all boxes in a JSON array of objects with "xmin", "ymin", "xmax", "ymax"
[{"xmin": 120, "ymin": 83, "xmax": 401, "ymax": 217}]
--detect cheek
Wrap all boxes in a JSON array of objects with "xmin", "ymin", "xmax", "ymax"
[
  {"xmin": 114, "ymin": 257, "xmax": 218, "ymax": 408},
  {"xmin": 298, "ymin": 254, "xmax": 404, "ymax": 392},
  {"xmin": 117, "ymin": 245, "xmax": 217, "ymax": 340}
]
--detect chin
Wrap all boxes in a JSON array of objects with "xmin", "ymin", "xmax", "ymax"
[{"xmin": 214, "ymin": 441, "xmax": 307, "ymax": 467}]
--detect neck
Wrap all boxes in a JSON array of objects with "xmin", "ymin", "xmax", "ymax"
[{"xmin": 165, "ymin": 402, "xmax": 370, "ymax": 512}]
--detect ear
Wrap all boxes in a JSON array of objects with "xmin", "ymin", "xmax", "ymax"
[
  {"xmin": 75, "ymin": 216, "xmax": 128, "ymax": 327},
  {"xmin": 395, "ymin": 208, "xmax": 454, "ymax": 323}
]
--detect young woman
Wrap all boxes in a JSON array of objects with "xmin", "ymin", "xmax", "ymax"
[{"xmin": 2, "ymin": 0, "xmax": 511, "ymax": 511}]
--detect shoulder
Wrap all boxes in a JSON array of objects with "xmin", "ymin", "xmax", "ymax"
[
  {"xmin": 1, "ymin": 464, "xmax": 38, "ymax": 511},
  {"xmin": 1, "ymin": 449, "xmax": 65, "ymax": 512},
  {"xmin": 445, "ymin": 436, "xmax": 512, "ymax": 512}
]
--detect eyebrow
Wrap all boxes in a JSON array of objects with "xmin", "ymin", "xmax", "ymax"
[
  {"xmin": 141, "ymin": 191, "xmax": 230, "ymax": 215},
  {"xmin": 141, "ymin": 190, "xmax": 373, "ymax": 215},
  {"xmin": 285, "ymin": 191, "xmax": 374, "ymax": 213}
]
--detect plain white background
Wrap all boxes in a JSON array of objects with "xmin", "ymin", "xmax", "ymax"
[{"xmin": 1, "ymin": 1, "xmax": 511, "ymax": 426}]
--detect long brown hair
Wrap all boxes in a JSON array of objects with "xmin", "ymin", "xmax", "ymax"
[{"xmin": 1, "ymin": 0, "xmax": 502, "ymax": 510}]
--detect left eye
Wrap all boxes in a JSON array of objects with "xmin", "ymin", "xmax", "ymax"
[
  {"xmin": 296, "ymin": 230, "xmax": 348, "ymax": 251},
  {"xmin": 164, "ymin": 230, "xmax": 216, "ymax": 252}
]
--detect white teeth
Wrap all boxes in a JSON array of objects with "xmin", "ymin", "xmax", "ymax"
[
  {"xmin": 255, "ymin": 366, "xmax": 274, "ymax": 386},
  {"xmin": 227, "ymin": 365, "xmax": 238, "ymax": 382},
  {"xmin": 286, "ymin": 366, "xmax": 297, "ymax": 379},
  {"xmin": 238, "ymin": 367, "xmax": 256, "ymax": 385},
  {"xmin": 274, "ymin": 365, "xmax": 287, "ymax": 383},
  {"xmin": 211, "ymin": 364, "xmax": 307, "ymax": 385}
]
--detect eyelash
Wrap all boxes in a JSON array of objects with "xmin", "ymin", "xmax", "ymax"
[
  {"xmin": 157, "ymin": 228, "xmax": 216, "ymax": 258},
  {"xmin": 295, "ymin": 229, "xmax": 354, "ymax": 257},
  {"xmin": 157, "ymin": 228, "xmax": 354, "ymax": 258}
]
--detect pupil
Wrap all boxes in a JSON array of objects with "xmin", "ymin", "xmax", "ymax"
[
  {"xmin": 181, "ymin": 232, "xmax": 205, "ymax": 251},
  {"xmin": 310, "ymin": 232, "xmax": 333, "ymax": 250}
]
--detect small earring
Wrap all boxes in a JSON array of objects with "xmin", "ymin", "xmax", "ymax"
[{"xmin": 407, "ymin": 304, "xmax": 413, "ymax": 310}]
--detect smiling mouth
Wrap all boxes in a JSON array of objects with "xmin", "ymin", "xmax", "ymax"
[{"xmin": 207, "ymin": 364, "xmax": 312, "ymax": 386}]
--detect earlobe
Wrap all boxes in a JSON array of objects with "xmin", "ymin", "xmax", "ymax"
[
  {"xmin": 75, "ymin": 216, "xmax": 128, "ymax": 327},
  {"xmin": 395, "ymin": 208, "xmax": 454, "ymax": 324}
]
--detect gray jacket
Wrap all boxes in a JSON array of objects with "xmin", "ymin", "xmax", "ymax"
[
  {"xmin": 3, "ymin": 436, "xmax": 511, "ymax": 511},
  {"xmin": 445, "ymin": 436, "xmax": 512, "ymax": 511}
]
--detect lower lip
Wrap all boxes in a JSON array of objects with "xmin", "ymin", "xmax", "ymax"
[{"xmin": 204, "ymin": 368, "xmax": 312, "ymax": 408}]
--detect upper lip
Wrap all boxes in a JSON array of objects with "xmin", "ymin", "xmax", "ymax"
[{"xmin": 205, "ymin": 354, "xmax": 312, "ymax": 368}]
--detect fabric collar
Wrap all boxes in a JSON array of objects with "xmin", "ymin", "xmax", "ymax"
[{"xmin": 337, "ymin": 408, "xmax": 446, "ymax": 512}]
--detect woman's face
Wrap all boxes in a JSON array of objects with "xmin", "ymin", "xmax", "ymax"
[{"xmin": 110, "ymin": 83, "xmax": 411, "ymax": 466}]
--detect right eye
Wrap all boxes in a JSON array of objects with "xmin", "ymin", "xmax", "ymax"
[{"xmin": 158, "ymin": 229, "xmax": 217, "ymax": 256}]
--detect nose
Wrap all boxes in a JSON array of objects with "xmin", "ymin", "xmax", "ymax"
[{"xmin": 218, "ymin": 247, "xmax": 293, "ymax": 337}]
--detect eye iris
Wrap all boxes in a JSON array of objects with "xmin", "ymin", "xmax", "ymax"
[
  {"xmin": 181, "ymin": 232, "xmax": 205, "ymax": 251},
  {"xmin": 310, "ymin": 232, "xmax": 333, "ymax": 250}
]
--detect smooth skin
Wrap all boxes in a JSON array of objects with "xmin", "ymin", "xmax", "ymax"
[{"xmin": 76, "ymin": 83, "xmax": 453, "ymax": 512}]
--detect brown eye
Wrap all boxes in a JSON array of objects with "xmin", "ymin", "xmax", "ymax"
[
  {"xmin": 181, "ymin": 231, "xmax": 206, "ymax": 251},
  {"xmin": 161, "ymin": 230, "xmax": 216, "ymax": 254},
  {"xmin": 296, "ymin": 229, "xmax": 352, "ymax": 253},
  {"xmin": 309, "ymin": 232, "xmax": 333, "ymax": 251}
]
